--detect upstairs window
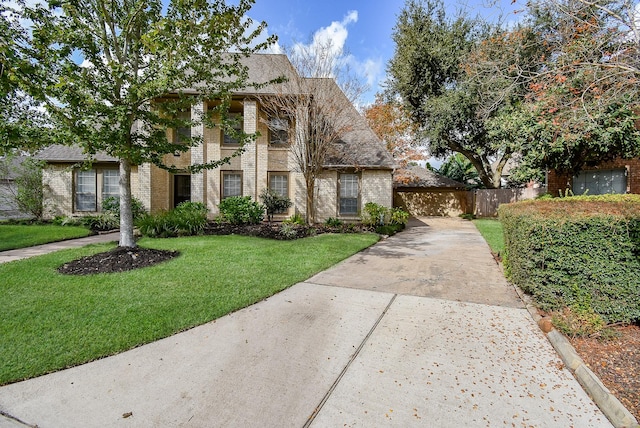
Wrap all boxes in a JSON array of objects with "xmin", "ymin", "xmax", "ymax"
[
  {"xmin": 268, "ymin": 117, "xmax": 290, "ymax": 146},
  {"xmin": 175, "ymin": 110, "xmax": 191, "ymax": 143},
  {"xmin": 223, "ymin": 113, "xmax": 243, "ymax": 146}
]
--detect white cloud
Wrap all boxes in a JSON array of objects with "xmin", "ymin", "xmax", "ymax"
[
  {"xmin": 309, "ymin": 10, "xmax": 358, "ymax": 56},
  {"xmin": 360, "ymin": 57, "xmax": 383, "ymax": 87}
]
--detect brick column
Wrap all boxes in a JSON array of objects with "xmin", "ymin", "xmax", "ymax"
[
  {"xmin": 190, "ymin": 101, "xmax": 205, "ymax": 203},
  {"xmin": 241, "ymin": 99, "xmax": 257, "ymax": 200}
]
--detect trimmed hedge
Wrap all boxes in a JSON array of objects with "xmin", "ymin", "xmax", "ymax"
[{"xmin": 499, "ymin": 194, "xmax": 640, "ymax": 324}]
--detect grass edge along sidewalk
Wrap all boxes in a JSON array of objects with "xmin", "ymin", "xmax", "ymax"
[
  {"xmin": 0, "ymin": 224, "xmax": 91, "ymax": 251},
  {"xmin": 0, "ymin": 233, "xmax": 379, "ymax": 385}
]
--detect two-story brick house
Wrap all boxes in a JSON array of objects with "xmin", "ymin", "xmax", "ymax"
[{"xmin": 38, "ymin": 54, "xmax": 395, "ymax": 222}]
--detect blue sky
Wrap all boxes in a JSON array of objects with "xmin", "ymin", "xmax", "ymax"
[{"xmin": 246, "ymin": 0, "xmax": 526, "ymax": 104}]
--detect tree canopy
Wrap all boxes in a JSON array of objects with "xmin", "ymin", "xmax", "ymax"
[
  {"xmin": 0, "ymin": 2, "xmax": 49, "ymax": 154},
  {"xmin": 17, "ymin": 0, "xmax": 276, "ymax": 246},
  {"xmin": 387, "ymin": 0, "xmax": 513, "ymax": 188},
  {"xmin": 363, "ymin": 94, "xmax": 425, "ymax": 168},
  {"xmin": 388, "ymin": 0, "xmax": 640, "ymax": 189}
]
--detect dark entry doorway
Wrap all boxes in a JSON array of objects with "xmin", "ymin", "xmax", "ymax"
[{"xmin": 173, "ymin": 175, "xmax": 191, "ymax": 207}]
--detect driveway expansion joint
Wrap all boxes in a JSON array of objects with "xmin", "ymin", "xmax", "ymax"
[{"xmin": 303, "ymin": 294, "xmax": 398, "ymax": 428}]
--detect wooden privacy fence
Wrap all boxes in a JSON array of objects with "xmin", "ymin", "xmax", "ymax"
[
  {"xmin": 394, "ymin": 187, "xmax": 545, "ymax": 218},
  {"xmin": 473, "ymin": 188, "xmax": 545, "ymax": 217}
]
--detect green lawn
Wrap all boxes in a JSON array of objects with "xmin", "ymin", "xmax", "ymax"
[
  {"xmin": 0, "ymin": 225, "xmax": 91, "ymax": 251},
  {"xmin": 473, "ymin": 219, "xmax": 505, "ymax": 255},
  {"xmin": 0, "ymin": 233, "xmax": 379, "ymax": 385}
]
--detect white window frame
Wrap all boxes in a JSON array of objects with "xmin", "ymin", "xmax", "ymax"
[
  {"xmin": 339, "ymin": 173, "xmax": 360, "ymax": 216},
  {"xmin": 75, "ymin": 167, "xmax": 119, "ymax": 212},
  {"xmin": 222, "ymin": 171, "xmax": 243, "ymax": 198},
  {"xmin": 102, "ymin": 170, "xmax": 120, "ymax": 203},
  {"xmin": 75, "ymin": 170, "xmax": 97, "ymax": 212}
]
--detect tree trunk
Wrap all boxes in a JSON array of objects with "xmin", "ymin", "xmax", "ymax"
[
  {"xmin": 119, "ymin": 158, "xmax": 136, "ymax": 248},
  {"xmin": 305, "ymin": 175, "xmax": 315, "ymax": 225}
]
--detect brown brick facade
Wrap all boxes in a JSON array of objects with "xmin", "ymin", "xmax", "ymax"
[{"xmin": 547, "ymin": 158, "xmax": 640, "ymax": 196}]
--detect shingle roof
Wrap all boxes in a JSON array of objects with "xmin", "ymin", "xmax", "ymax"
[
  {"xmin": 394, "ymin": 166, "xmax": 466, "ymax": 189},
  {"xmin": 36, "ymin": 145, "xmax": 118, "ymax": 163},
  {"xmin": 306, "ymin": 78, "xmax": 396, "ymax": 170}
]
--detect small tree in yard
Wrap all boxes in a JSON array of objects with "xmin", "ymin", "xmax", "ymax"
[
  {"xmin": 18, "ymin": 0, "xmax": 276, "ymax": 247},
  {"xmin": 258, "ymin": 41, "xmax": 368, "ymax": 224},
  {"xmin": 260, "ymin": 187, "xmax": 292, "ymax": 224},
  {"xmin": 0, "ymin": 156, "xmax": 44, "ymax": 220}
]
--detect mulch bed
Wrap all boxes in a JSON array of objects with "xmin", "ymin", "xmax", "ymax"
[
  {"xmin": 568, "ymin": 324, "xmax": 640, "ymax": 421},
  {"xmin": 204, "ymin": 222, "xmax": 368, "ymax": 240},
  {"xmin": 58, "ymin": 247, "xmax": 179, "ymax": 275},
  {"xmin": 57, "ymin": 223, "xmax": 369, "ymax": 275}
]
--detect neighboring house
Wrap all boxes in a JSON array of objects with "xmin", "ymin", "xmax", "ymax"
[
  {"xmin": 547, "ymin": 158, "xmax": 640, "ymax": 196},
  {"xmin": 0, "ymin": 156, "xmax": 26, "ymax": 219},
  {"xmin": 37, "ymin": 54, "xmax": 395, "ymax": 222},
  {"xmin": 393, "ymin": 166, "xmax": 471, "ymax": 217}
]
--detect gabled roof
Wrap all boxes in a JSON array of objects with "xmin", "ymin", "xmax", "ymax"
[
  {"xmin": 36, "ymin": 145, "xmax": 118, "ymax": 163},
  {"xmin": 394, "ymin": 166, "xmax": 466, "ymax": 189},
  {"xmin": 311, "ymin": 79, "xmax": 395, "ymax": 170}
]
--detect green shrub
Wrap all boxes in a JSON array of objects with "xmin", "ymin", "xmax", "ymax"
[
  {"xmin": 259, "ymin": 188, "xmax": 292, "ymax": 223},
  {"xmin": 325, "ymin": 217, "xmax": 343, "ymax": 227},
  {"xmin": 217, "ymin": 196, "xmax": 264, "ymax": 225},
  {"xmin": 81, "ymin": 213, "xmax": 119, "ymax": 231},
  {"xmin": 390, "ymin": 208, "xmax": 409, "ymax": 225},
  {"xmin": 138, "ymin": 201, "xmax": 208, "ymax": 238},
  {"xmin": 283, "ymin": 213, "xmax": 305, "ymax": 225},
  {"xmin": 375, "ymin": 224, "xmax": 405, "ymax": 235},
  {"xmin": 52, "ymin": 216, "xmax": 83, "ymax": 227},
  {"xmin": 499, "ymin": 194, "xmax": 640, "ymax": 324},
  {"xmin": 362, "ymin": 202, "xmax": 389, "ymax": 226},
  {"xmin": 102, "ymin": 196, "xmax": 147, "ymax": 221}
]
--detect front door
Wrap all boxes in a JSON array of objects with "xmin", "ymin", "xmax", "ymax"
[{"xmin": 173, "ymin": 175, "xmax": 191, "ymax": 207}]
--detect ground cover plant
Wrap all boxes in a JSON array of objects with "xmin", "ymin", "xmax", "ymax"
[
  {"xmin": 0, "ymin": 233, "xmax": 378, "ymax": 385},
  {"xmin": 0, "ymin": 224, "xmax": 91, "ymax": 251}
]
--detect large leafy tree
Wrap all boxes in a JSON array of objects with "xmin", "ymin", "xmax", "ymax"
[
  {"xmin": 387, "ymin": 0, "xmax": 512, "ymax": 188},
  {"xmin": 465, "ymin": 0, "xmax": 640, "ymax": 179},
  {"xmin": 363, "ymin": 94, "xmax": 425, "ymax": 168},
  {"xmin": 21, "ymin": 0, "xmax": 275, "ymax": 247},
  {"xmin": 437, "ymin": 153, "xmax": 482, "ymax": 189},
  {"xmin": 0, "ymin": 2, "xmax": 48, "ymax": 153},
  {"xmin": 520, "ymin": 0, "xmax": 640, "ymax": 175}
]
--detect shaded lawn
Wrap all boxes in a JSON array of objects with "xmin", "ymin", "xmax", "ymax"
[
  {"xmin": 0, "ymin": 233, "xmax": 379, "ymax": 385},
  {"xmin": 473, "ymin": 219, "xmax": 504, "ymax": 255},
  {"xmin": 0, "ymin": 225, "xmax": 91, "ymax": 251}
]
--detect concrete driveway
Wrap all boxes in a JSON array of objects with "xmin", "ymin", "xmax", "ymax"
[{"xmin": 0, "ymin": 218, "xmax": 611, "ymax": 427}]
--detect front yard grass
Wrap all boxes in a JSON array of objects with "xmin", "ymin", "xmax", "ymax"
[
  {"xmin": 0, "ymin": 233, "xmax": 379, "ymax": 385},
  {"xmin": 0, "ymin": 224, "xmax": 91, "ymax": 251},
  {"xmin": 473, "ymin": 219, "xmax": 504, "ymax": 255}
]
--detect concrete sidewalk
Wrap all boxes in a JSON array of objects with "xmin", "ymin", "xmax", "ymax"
[
  {"xmin": 0, "ymin": 218, "xmax": 614, "ymax": 427},
  {"xmin": 0, "ymin": 232, "xmax": 120, "ymax": 264}
]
